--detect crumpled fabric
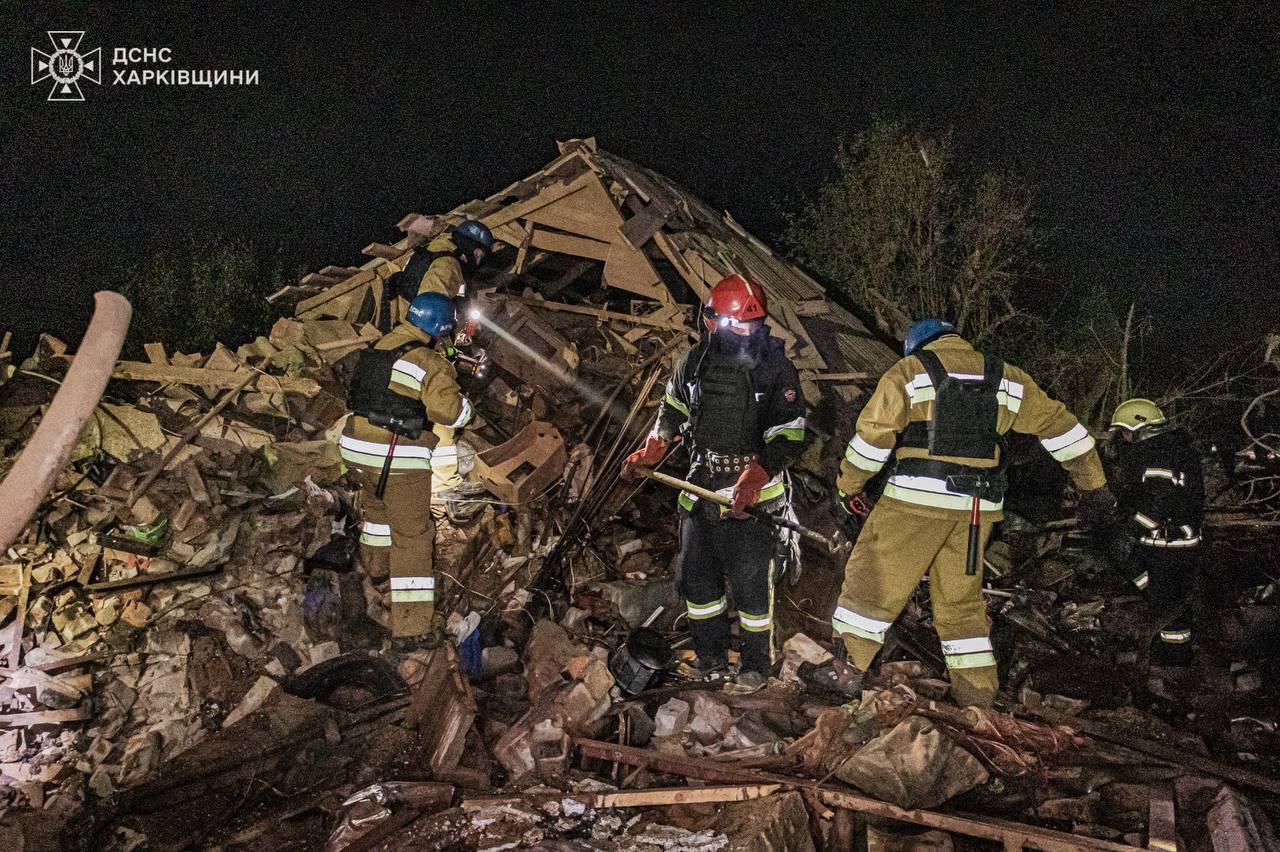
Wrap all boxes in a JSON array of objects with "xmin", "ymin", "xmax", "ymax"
[{"xmin": 835, "ymin": 715, "xmax": 988, "ymax": 809}]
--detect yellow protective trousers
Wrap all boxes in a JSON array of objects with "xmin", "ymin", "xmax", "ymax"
[
  {"xmin": 355, "ymin": 466, "xmax": 436, "ymax": 637},
  {"xmin": 833, "ymin": 499, "xmax": 997, "ymax": 707}
]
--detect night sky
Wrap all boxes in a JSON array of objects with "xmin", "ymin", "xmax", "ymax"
[{"xmin": 3, "ymin": 2, "xmax": 1277, "ymax": 385}]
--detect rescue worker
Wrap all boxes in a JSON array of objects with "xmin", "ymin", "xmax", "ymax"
[
  {"xmin": 817, "ymin": 318, "xmax": 1115, "ymax": 707},
  {"xmin": 393, "ymin": 219, "xmax": 493, "ymax": 496},
  {"xmin": 620, "ymin": 274, "xmax": 807, "ymax": 690},
  {"xmin": 340, "ymin": 292, "xmax": 474, "ymax": 643},
  {"xmin": 1106, "ymin": 399, "xmax": 1203, "ymax": 667}
]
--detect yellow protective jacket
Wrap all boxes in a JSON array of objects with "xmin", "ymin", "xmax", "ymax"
[
  {"xmin": 408, "ymin": 234, "xmax": 464, "ymax": 299},
  {"xmin": 339, "ymin": 322, "xmax": 473, "ymax": 472},
  {"xmin": 837, "ymin": 335, "xmax": 1105, "ymax": 520}
]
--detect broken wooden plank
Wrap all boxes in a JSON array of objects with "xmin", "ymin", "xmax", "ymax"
[
  {"xmin": 594, "ymin": 784, "xmax": 781, "ymax": 808},
  {"xmin": 85, "ymin": 563, "xmax": 221, "ymax": 594},
  {"xmin": 405, "ymin": 643, "xmax": 477, "ymax": 776},
  {"xmin": 362, "ymin": 242, "xmax": 407, "ymax": 260},
  {"xmin": 1206, "ymin": 785, "xmax": 1280, "ymax": 851},
  {"xmin": 4, "ymin": 563, "xmax": 30, "ymax": 670},
  {"xmin": 510, "ymin": 294, "xmax": 689, "ymax": 331},
  {"xmin": 0, "ymin": 707, "xmax": 90, "ymax": 727},
  {"xmin": 143, "ymin": 342, "xmax": 168, "ymax": 365},
  {"xmin": 618, "ymin": 200, "xmax": 675, "ymax": 250},
  {"xmin": 293, "ymin": 269, "xmax": 378, "ymax": 316},
  {"xmin": 482, "ymin": 169, "xmax": 599, "ymax": 232},
  {"xmin": 183, "ymin": 462, "xmax": 211, "ymax": 505},
  {"xmin": 574, "ymin": 739, "xmax": 1142, "ymax": 852},
  {"xmin": 112, "ymin": 362, "xmax": 319, "ymax": 397},
  {"xmin": 1147, "ymin": 783, "xmax": 1176, "ymax": 851},
  {"xmin": 125, "ymin": 369, "xmax": 259, "ymax": 508},
  {"xmin": 529, "ymin": 228, "xmax": 613, "ymax": 261}
]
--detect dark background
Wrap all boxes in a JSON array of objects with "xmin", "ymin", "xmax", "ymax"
[{"xmin": 2, "ymin": 2, "xmax": 1277, "ymax": 384}]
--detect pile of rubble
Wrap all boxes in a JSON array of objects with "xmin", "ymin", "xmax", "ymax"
[{"xmin": 0, "ymin": 140, "xmax": 1278, "ymax": 850}]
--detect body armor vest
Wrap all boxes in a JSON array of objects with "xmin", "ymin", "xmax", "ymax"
[
  {"xmin": 895, "ymin": 349, "xmax": 1007, "ymax": 499},
  {"xmin": 688, "ymin": 343, "xmax": 765, "ymax": 456},
  {"xmin": 346, "ymin": 341, "xmax": 427, "ymax": 438},
  {"xmin": 379, "ymin": 249, "xmax": 455, "ymax": 331}
]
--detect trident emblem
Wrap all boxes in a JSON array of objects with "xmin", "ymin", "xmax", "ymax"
[{"xmin": 31, "ymin": 31, "xmax": 101, "ymax": 102}]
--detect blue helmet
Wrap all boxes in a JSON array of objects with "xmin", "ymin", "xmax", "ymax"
[
  {"xmin": 903, "ymin": 318, "xmax": 955, "ymax": 356},
  {"xmin": 407, "ymin": 292, "xmax": 456, "ymax": 337},
  {"xmin": 453, "ymin": 220, "xmax": 493, "ymax": 256}
]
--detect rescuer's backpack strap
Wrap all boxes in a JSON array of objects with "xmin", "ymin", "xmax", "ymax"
[
  {"xmin": 915, "ymin": 349, "xmax": 1004, "ymax": 461},
  {"xmin": 378, "ymin": 249, "xmax": 457, "ymax": 332},
  {"xmin": 345, "ymin": 341, "xmax": 428, "ymax": 439}
]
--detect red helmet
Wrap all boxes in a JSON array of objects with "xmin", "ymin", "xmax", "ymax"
[{"xmin": 707, "ymin": 274, "xmax": 767, "ymax": 322}]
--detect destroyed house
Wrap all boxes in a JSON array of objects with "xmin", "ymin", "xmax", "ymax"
[{"xmin": 279, "ymin": 137, "xmax": 897, "ymax": 415}]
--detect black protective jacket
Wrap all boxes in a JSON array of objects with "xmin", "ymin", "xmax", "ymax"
[
  {"xmin": 1112, "ymin": 427, "xmax": 1204, "ymax": 546},
  {"xmin": 653, "ymin": 331, "xmax": 807, "ymax": 505}
]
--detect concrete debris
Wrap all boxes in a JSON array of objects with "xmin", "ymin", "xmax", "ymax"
[{"xmin": 0, "ymin": 139, "xmax": 1277, "ymax": 850}]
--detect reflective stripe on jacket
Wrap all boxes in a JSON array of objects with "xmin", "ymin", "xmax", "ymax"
[
  {"xmin": 837, "ymin": 335, "xmax": 1106, "ymax": 520},
  {"xmin": 341, "ymin": 321, "xmax": 471, "ymax": 471}
]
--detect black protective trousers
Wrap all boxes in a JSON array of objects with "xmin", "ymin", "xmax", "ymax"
[
  {"xmin": 677, "ymin": 502, "xmax": 778, "ymax": 675},
  {"xmin": 1121, "ymin": 545, "xmax": 1197, "ymax": 667}
]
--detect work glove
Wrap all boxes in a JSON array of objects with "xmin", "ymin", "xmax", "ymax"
[
  {"xmin": 838, "ymin": 491, "xmax": 872, "ymax": 520},
  {"xmin": 620, "ymin": 434, "xmax": 668, "ymax": 480},
  {"xmin": 729, "ymin": 461, "xmax": 771, "ymax": 518},
  {"xmin": 1076, "ymin": 485, "xmax": 1117, "ymax": 531}
]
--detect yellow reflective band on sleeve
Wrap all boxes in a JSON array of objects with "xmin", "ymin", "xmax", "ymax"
[
  {"xmin": 1133, "ymin": 512, "xmax": 1159, "ymax": 530},
  {"xmin": 677, "ymin": 491, "xmax": 696, "ymax": 511},
  {"xmin": 845, "ymin": 434, "xmax": 890, "ymax": 472},
  {"xmin": 1159, "ymin": 629, "xmax": 1191, "ymax": 644},
  {"xmin": 996, "ymin": 379, "xmax": 1024, "ymax": 413},
  {"xmin": 686, "ymin": 597, "xmax": 727, "ymax": 619},
  {"xmin": 390, "ymin": 372, "xmax": 422, "ymax": 392},
  {"xmin": 1041, "ymin": 423, "xmax": 1095, "ymax": 462},
  {"xmin": 446, "ymin": 396, "xmax": 473, "ymax": 429},
  {"xmin": 764, "ymin": 417, "xmax": 806, "ymax": 444},
  {"xmin": 664, "ymin": 392, "xmax": 690, "ymax": 417},
  {"xmin": 389, "ymin": 359, "xmax": 426, "ymax": 393},
  {"xmin": 1134, "ymin": 571, "xmax": 1149, "ymax": 590}
]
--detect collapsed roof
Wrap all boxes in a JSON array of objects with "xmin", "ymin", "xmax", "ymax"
[{"xmin": 276, "ymin": 138, "xmax": 896, "ymax": 405}]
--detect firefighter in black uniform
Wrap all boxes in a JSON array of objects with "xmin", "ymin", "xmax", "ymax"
[
  {"xmin": 621, "ymin": 274, "xmax": 807, "ymax": 690},
  {"xmin": 1107, "ymin": 398, "xmax": 1204, "ymax": 666}
]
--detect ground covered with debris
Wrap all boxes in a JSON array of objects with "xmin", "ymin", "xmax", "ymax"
[{"xmin": 1, "ymin": 142, "xmax": 1278, "ymax": 850}]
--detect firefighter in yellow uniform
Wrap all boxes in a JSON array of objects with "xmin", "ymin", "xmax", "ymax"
[
  {"xmin": 387, "ymin": 220, "xmax": 493, "ymax": 496},
  {"xmin": 340, "ymin": 292, "xmax": 474, "ymax": 641},
  {"xmin": 818, "ymin": 319, "xmax": 1114, "ymax": 707}
]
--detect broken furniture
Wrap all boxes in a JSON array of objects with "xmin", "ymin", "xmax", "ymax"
[{"xmin": 471, "ymin": 420, "xmax": 567, "ymax": 506}]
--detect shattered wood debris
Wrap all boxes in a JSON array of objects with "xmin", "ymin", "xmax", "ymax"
[{"xmin": 0, "ymin": 139, "xmax": 1278, "ymax": 851}]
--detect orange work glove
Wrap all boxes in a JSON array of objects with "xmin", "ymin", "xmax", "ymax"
[
  {"xmin": 729, "ymin": 462, "xmax": 770, "ymax": 518},
  {"xmin": 620, "ymin": 434, "xmax": 668, "ymax": 480}
]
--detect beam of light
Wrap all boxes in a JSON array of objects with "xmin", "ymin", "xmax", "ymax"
[{"xmin": 471, "ymin": 311, "xmax": 619, "ymax": 412}]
